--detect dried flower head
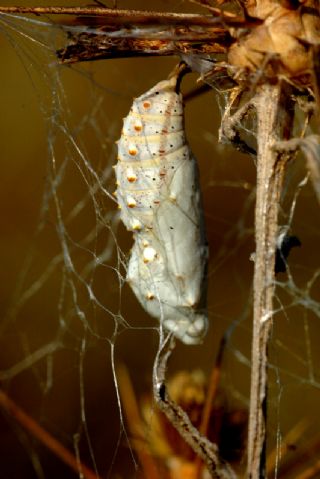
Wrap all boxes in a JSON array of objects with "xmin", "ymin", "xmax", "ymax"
[{"xmin": 228, "ymin": 0, "xmax": 320, "ymax": 85}]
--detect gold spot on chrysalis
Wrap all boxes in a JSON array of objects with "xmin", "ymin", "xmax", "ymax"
[
  {"xmin": 143, "ymin": 247, "xmax": 157, "ymax": 263},
  {"xmin": 127, "ymin": 196, "xmax": 137, "ymax": 208},
  {"xmin": 131, "ymin": 219, "xmax": 142, "ymax": 231},
  {"xmin": 129, "ymin": 147, "xmax": 137, "ymax": 156},
  {"xmin": 127, "ymin": 168, "xmax": 137, "ymax": 183}
]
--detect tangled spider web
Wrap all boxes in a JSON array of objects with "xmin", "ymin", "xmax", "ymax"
[{"xmin": 1, "ymin": 3, "xmax": 320, "ymax": 478}]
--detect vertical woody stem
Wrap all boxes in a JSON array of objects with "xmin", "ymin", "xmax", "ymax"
[{"xmin": 247, "ymin": 83, "xmax": 294, "ymax": 478}]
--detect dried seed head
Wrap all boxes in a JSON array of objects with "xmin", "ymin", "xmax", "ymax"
[{"xmin": 228, "ymin": 3, "xmax": 320, "ymax": 85}]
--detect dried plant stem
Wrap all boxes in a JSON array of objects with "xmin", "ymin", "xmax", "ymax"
[
  {"xmin": 195, "ymin": 335, "xmax": 226, "ymax": 479},
  {"xmin": 153, "ymin": 337, "xmax": 236, "ymax": 479},
  {"xmin": 247, "ymin": 83, "xmax": 294, "ymax": 478},
  {"xmin": 199, "ymin": 335, "xmax": 225, "ymax": 439},
  {"xmin": 0, "ymin": 6, "xmax": 244, "ymax": 26}
]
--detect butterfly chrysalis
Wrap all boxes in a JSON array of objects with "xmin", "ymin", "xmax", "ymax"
[{"xmin": 115, "ymin": 65, "xmax": 208, "ymax": 344}]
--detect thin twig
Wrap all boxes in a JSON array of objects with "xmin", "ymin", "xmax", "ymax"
[
  {"xmin": 153, "ymin": 336, "xmax": 237, "ymax": 479},
  {"xmin": 296, "ymin": 461, "xmax": 320, "ymax": 479},
  {"xmin": 195, "ymin": 335, "xmax": 227, "ymax": 479},
  {"xmin": 0, "ymin": 6, "xmax": 246, "ymax": 26},
  {"xmin": 247, "ymin": 83, "xmax": 295, "ymax": 478},
  {"xmin": 0, "ymin": 389, "xmax": 101, "ymax": 479},
  {"xmin": 199, "ymin": 336, "xmax": 226, "ymax": 438},
  {"xmin": 219, "ymin": 91, "xmax": 257, "ymax": 156},
  {"xmin": 184, "ymin": 83, "xmax": 212, "ymax": 102},
  {"xmin": 116, "ymin": 363, "xmax": 161, "ymax": 479}
]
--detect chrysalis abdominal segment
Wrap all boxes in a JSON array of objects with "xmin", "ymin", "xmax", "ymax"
[{"xmin": 115, "ymin": 68, "xmax": 208, "ymax": 344}]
